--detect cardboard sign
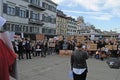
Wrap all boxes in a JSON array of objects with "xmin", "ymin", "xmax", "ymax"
[
  {"xmin": 67, "ymin": 36, "xmax": 73, "ymax": 41},
  {"xmin": 76, "ymin": 36, "xmax": 85, "ymax": 43},
  {"xmin": 49, "ymin": 38, "xmax": 54, "ymax": 42},
  {"xmin": 49, "ymin": 42, "xmax": 55, "ymax": 47},
  {"xmin": 112, "ymin": 45, "xmax": 117, "ymax": 50},
  {"xmin": 58, "ymin": 35, "xmax": 63, "ymax": 41},
  {"xmin": 105, "ymin": 45, "xmax": 117, "ymax": 50},
  {"xmin": 105, "ymin": 45, "xmax": 112, "ymax": 50},
  {"xmin": 86, "ymin": 44, "xmax": 97, "ymax": 51},
  {"xmin": 59, "ymin": 50, "xmax": 72, "ymax": 56},
  {"xmin": 36, "ymin": 34, "xmax": 44, "ymax": 40}
]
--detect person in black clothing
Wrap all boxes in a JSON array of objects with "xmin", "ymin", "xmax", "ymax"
[
  {"xmin": 43, "ymin": 40, "xmax": 48, "ymax": 57},
  {"xmin": 71, "ymin": 43, "xmax": 88, "ymax": 80},
  {"xmin": 18, "ymin": 40, "xmax": 24, "ymax": 60},
  {"xmin": 25, "ymin": 40, "xmax": 31, "ymax": 59},
  {"xmin": 55, "ymin": 41, "xmax": 59, "ymax": 54},
  {"xmin": 40, "ymin": 42, "xmax": 44, "ymax": 57}
]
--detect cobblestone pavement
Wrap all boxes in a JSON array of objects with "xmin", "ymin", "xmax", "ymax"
[{"xmin": 10, "ymin": 55, "xmax": 120, "ymax": 80}]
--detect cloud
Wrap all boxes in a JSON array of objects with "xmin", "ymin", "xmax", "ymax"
[
  {"xmin": 90, "ymin": 14, "xmax": 113, "ymax": 20},
  {"xmin": 63, "ymin": 10, "xmax": 113, "ymax": 20},
  {"xmin": 74, "ymin": 0, "xmax": 104, "ymax": 11},
  {"xmin": 51, "ymin": 0, "xmax": 63, "ymax": 4},
  {"xmin": 52, "ymin": 0, "xmax": 120, "ymax": 20},
  {"xmin": 53, "ymin": 0, "xmax": 120, "ymax": 14},
  {"xmin": 113, "ymin": 9, "xmax": 120, "ymax": 17},
  {"xmin": 62, "ymin": 10, "xmax": 109, "ymax": 15},
  {"xmin": 103, "ymin": 0, "xmax": 120, "ymax": 9}
]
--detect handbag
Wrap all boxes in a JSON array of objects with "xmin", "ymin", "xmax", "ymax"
[{"xmin": 68, "ymin": 70, "xmax": 73, "ymax": 79}]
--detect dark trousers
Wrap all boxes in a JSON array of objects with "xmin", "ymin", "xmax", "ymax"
[
  {"xmin": 18, "ymin": 51, "xmax": 24, "ymax": 60},
  {"xmin": 73, "ymin": 70, "xmax": 87, "ymax": 80},
  {"xmin": 36, "ymin": 51, "xmax": 41, "ymax": 56},
  {"xmin": 26, "ymin": 50, "xmax": 31, "ymax": 59}
]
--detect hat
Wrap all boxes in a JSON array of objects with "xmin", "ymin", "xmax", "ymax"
[{"xmin": 0, "ymin": 16, "xmax": 6, "ymax": 28}]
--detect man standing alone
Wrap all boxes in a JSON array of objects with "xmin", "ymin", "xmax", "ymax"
[{"xmin": 70, "ymin": 43, "xmax": 88, "ymax": 80}]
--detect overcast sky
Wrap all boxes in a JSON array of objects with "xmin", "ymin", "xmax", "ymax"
[{"xmin": 52, "ymin": 0, "xmax": 120, "ymax": 32}]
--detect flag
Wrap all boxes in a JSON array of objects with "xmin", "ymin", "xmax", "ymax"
[
  {"xmin": 0, "ymin": 16, "xmax": 18, "ymax": 80},
  {"xmin": 0, "ymin": 31, "xmax": 18, "ymax": 80},
  {"xmin": 9, "ymin": 32, "xmax": 15, "ymax": 41},
  {"xmin": 0, "ymin": 16, "xmax": 6, "ymax": 28}
]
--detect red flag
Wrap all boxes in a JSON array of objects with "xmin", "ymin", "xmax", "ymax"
[{"xmin": 0, "ymin": 39, "xmax": 17, "ymax": 80}]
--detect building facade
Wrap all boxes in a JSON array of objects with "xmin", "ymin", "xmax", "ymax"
[
  {"xmin": 0, "ymin": 0, "xmax": 57, "ymax": 39},
  {"xmin": 56, "ymin": 10, "xmax": 67, "ymax": 36},
  {"xmin": 66, "ymin": 17, "xmax": 77, "ymax": 36},
  {"xmin": 42, "ymin": 0, "xmax": 57, "ymax": 37}
]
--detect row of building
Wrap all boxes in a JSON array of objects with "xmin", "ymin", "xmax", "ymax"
[{"xmin": 0, "ymin": 0, "xmax": 118, "ymax": 40}]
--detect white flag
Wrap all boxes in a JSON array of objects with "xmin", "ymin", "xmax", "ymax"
[{"xmin": 0, "ymin": 16, "xmax": 6, "ymax": 28}]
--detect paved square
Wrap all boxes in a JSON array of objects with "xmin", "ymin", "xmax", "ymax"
[{"xmin": 11, "ymin": 55, "xmax": 120, "ymax": 80}]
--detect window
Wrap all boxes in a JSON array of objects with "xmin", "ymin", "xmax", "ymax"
[
  {"xmin": 11, "ymin": 24, "xmax": 15, "ymax": 31},
  {"xmin": 19, "ymin": 10, "xmax": 26, "ymax": 18},
  {"xmin": 31, "ymin": 12, "xmax": 39, "ymax": 20},
  {"xmin": 42, "ymin": 14, "xmax": 45, "ymax": 21},
  {"xmin": 42, "ymin": 28, "xmax": 45, "ymax": 33},
  {"xmin": 23, "ymin": 26, "xmax": 26, "ymax": 32},
  {"xmin": 32, "ymin": 13, "xmax": 38, "ymax": 20},
  {"xmin": 42, "ymin": 2, "xmax": 45, "ymax": 8},
  {"xmin": 42, "ymin": 2, "xmax": 56, "ymax": 12},
  {"xmin": 15, "ymin": 25, "xmax": 20, "ymax": 31},
  {"xmin": 7, "ymin": 6, "xmax": 15, "ymax": 15},
  {"xmin": 31, "ymin": 0, "xmax": 39, "ymax": 6},
  {"xmin": 23, "ymin": 0, "xmax": 29, "ymax": 2},
  {"xmin": 34, "ymin": 27, "xmax": 39, "ymax": 33},
  {"xmin": 30, "ymin": 27, "xmax": 34, "ymax": 32},
  {"xmin": 3, "ymin": 23, "xmax": 10, "ymax": 31}
]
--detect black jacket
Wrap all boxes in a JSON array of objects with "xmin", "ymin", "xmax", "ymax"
[{"xmin": 71, "ymin": 50, "xmax": 88, "ymax": 70}]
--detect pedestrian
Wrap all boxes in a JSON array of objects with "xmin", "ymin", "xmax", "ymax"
[
  {"xmin": 18, "ymin": 39, "xmax": 24, "ymax": 60},
  {"xmin": 0, "ymin": 16, "xmax": 17, "ymax": 80},
  {"xmin": 70, "ymin": 43, "xmax": 89, "ymax": 80},
  {"xmin": 43, "ymin": 40, "xmax": 48, "ymax": 57},
  {"xmin": 35, "ymin": 41, "xmax": 42, "ymax": 57},
  {"xmin": 25, "ymin": 39, "xmax": 32, "ymax": 59}
]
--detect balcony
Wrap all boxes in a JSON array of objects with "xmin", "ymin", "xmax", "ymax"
[
  {"xmin": 28, "ymin": 3, "xmax": 45, "ymax": 11},
  {"xmin": 29, "ymin": 19, "xmax": 44, "ymax": 26}
]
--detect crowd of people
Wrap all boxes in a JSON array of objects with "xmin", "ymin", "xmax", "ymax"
[{"xmin": 12, "ymin": 36, "xmax": 120, "ymax": 61}]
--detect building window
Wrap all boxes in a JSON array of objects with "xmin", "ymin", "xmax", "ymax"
[
  {"xmin": 34, "ymin": 27, "xmax": 39, "ymax": 33},
  {"xmin": 23, "ymin": 0, "xmax": 29, "ymax": 2},
  {"xmin": 15, "ymin": 25, "xmax": 20, "ymax": 32},
  {"xmin": 30, "ymin": 0, "xmax": 40, "ymax": 6},
  {"xmin": 7, "ymin": 6, "xmax": 15, "ymax": 15},
  {"xmin": 19, "ymin": 10, "xmax": 26, "ymax": 18},
  {"xmin": 42, "ymin": 2, "xmax": 56, "ymax": 12},
  {"xmin": 42, "ymin": 2, "xmax": 45, "ymax": 8},
  {"xmin": 42, "ymin": 28, "xmax": 45, "ymax": 33},
  {"xmin": 30, "ymin": 27, "xmax": 34, "ymax": 32},
  {"xmin": 32, "ymin": 13, "xmax": 38, "ymax": 20},
  {"xmin": 31, "ymin": 12, "xmax": 39, "ymax": 20},
  {"xmin": 3, "ymin": 23, "xmax": 10, "ymax": 31},
  {"xmin": 23, "ymin": 26, "xmax": 26, "ymax": 32},
  {"xmin": 11, "ymin": 24, "xmax": 15, "ymax": 31}
]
